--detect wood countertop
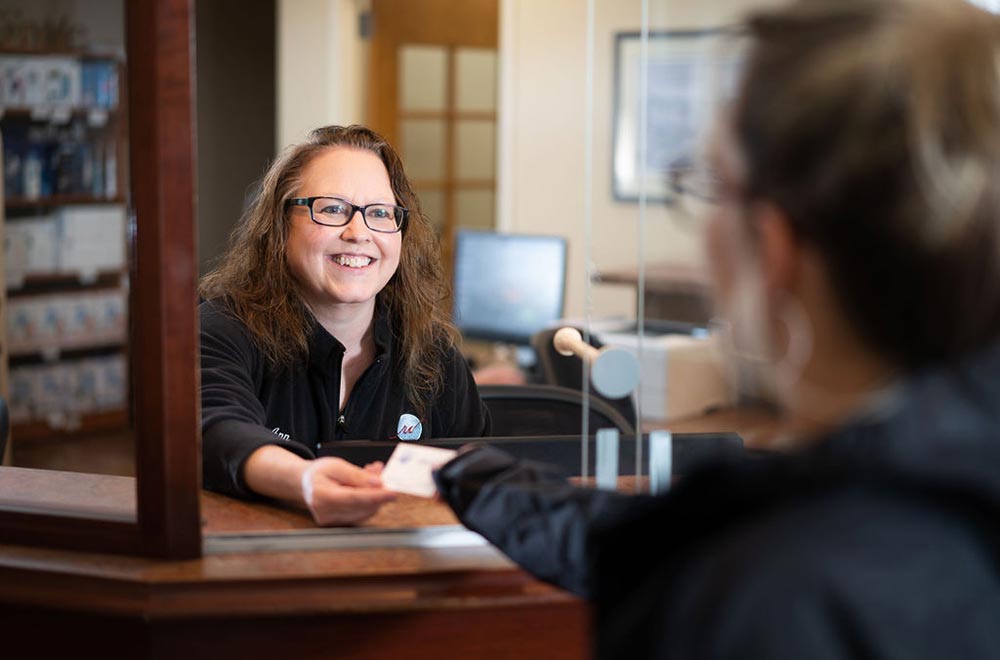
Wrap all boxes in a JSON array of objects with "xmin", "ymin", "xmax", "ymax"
[{"xmin": 0, "ymin": 467, "xmax": 566, "ymax": 621}]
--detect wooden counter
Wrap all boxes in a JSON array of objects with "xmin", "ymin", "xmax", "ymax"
[
  {"xmin": 0, "ymin": 407, "xmax": 779, "ymax": 658},
  {"xmin": 0, "ymin": 468, "xmax": 587, "ymax": 659}
]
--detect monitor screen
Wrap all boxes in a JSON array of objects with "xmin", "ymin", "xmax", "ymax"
[{"xmin": 453, "ymin": 230, "xmax": 568, "ymax": 344}]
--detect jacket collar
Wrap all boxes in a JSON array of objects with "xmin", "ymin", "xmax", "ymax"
[
  {"xmin": 663, "ymin": 340, "xmax": 1000, "ymax": 550},
  {"xmin": 306, "ymin": 300, "xmax": 394, "ymax": 369},
  {"xmin": 825, "ymin": 339, "xmax": 1000, "ymax": 454},
  {"xmin": 765, "ymin": 339, "xmax": 1000, "ymax": 513}
]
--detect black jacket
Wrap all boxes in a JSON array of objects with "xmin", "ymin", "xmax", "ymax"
[
  {"xmin": 201, "ymin": 299, "xmax": 490, "ymax": 498},
  {"xmin": 436, "ymin": 343, "xmax": 1000, "ymax": 659}
]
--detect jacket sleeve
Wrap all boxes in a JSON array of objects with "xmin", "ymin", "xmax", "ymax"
[
  {"xmin": 434, "ymin": 345, "xmax": 492, "ymax": 438},
  {"xmin": 200, "ymin": 301, "xmax": 312, "ymax": 498},
  {"xmin": 434, "ymin": 444, "xmax": 651, "ymax": 597}
]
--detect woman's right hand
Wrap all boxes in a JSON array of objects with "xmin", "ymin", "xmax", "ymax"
[
  {"xmin": 243, "ymin": 445, "xmax": 396, "ymax": 526},
  {"xmin": 298, "ymin": 456, "xmax": 396, "ymax": 525}
]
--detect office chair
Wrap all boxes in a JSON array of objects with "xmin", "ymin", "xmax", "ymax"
[
  {"xmin": 478, "ymin": 384, "xmax": 636, "ymax": 437},
  {"xmin": 530, "ymin": 327, "xmax": 638, "ymax": 429},
  {"xmin": 0, "ymin": 396, "xmax": 9, "ymax": 464}
]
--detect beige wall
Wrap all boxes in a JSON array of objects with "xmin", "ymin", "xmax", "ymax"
[
  {"xmin": 275, "ymin": 0, "xmax": 783, "ymax": 319},
  {"xmin": 276, "ymin": 0, "xmax": 367, "ymax": 150},
  {"xmin": 196, "ymin": 0, "xmax": 276, "ymax": 275},
  {"xmin": 498, "ymin": 0, "xmax": 783, "ymax": 319}
]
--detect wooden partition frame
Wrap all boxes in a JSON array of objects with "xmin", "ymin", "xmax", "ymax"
[{"xmin": 0, "ymin": 0, "xmax": 201, "ymax": 559}]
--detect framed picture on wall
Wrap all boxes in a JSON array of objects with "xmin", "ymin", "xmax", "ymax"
[{"xmin": 612, "ymin": 29, "xmax": 738, "ymax": 202}]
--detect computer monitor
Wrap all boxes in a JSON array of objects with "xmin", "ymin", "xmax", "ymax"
[{"xmin": 453, "ymin": 230, "xmax": 568, "ymax": 345}]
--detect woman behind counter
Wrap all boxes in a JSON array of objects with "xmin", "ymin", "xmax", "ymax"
[
  {"xmin": 437, "ymin": 0, "xmax": 1000, "ymax": 658},
  {"xmin": 200, "ymin": 125, "xmax": 490, "ymax": 525}
]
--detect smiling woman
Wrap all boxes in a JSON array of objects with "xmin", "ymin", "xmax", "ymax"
[
  {"xmin": 197, "ymin": 125, "xmax": 491, "ymax": 526},
  {"xmin": 284, "ymin": 148, "xmax": 403, "ymax": 317}
]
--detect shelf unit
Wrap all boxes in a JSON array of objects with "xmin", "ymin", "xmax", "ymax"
[
  {"xmin": 6, "ymin": 194, "xmax": 125, "ymax": 209},
  {"xmin": 1, "ymin": 50, "xmax": 130, "ymax": 446},
  {"xmin": 7, "ymin": 408, "xmax": 128, "ymax": 444},
  {"xmin": 0, "ymin": 130, "xmax": 7, "ymax": 465}
]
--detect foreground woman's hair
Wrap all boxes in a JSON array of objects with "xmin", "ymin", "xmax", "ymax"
[{"xmin": 734, "ymin": 0, "xmax": 1000, "ymax": 370}]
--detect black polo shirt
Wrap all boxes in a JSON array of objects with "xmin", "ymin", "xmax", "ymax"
[{"xmin": 200, "ymin": 299, "xmax": 491, "ymax": 498}]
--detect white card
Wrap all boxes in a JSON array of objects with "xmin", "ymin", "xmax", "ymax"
[{"xmin": 381, "ymin": 443, "xmax": 458, "ymax": 498}]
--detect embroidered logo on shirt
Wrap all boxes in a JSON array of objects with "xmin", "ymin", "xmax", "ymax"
[
  {"xmin": 271, "ymin": 427, "xmax": 291, "ymax": 441},
  {"xmin": 396, "ymin": 414, "xmax": 423, "ymax": 441}
]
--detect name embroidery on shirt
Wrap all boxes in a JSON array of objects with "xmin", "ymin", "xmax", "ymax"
[
  {"xmin": 396, "ymin": 414, "xmax": 423, "ymax": 441},
  {"xmin": 271, "ymin": 427, "xmax": 291, "ymax": 441}
]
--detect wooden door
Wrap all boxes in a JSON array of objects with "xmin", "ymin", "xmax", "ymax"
[{"xmin": 368, "ymin": 0, "xmax": 499, "ymax": 272}]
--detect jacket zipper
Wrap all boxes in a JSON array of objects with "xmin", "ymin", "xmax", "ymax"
[{"xmin": 334, "ymin": 356, "xmax": 384, "ymax": 441}]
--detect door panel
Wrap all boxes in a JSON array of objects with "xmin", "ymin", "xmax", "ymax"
[{"xmin": 370, "ymin": 0, "xmax": 499, "ymax": 273}]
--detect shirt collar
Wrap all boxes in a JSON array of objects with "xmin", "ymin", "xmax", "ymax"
[{"xmin": 306, "ymin": 300, "xmax": 394, "ymax": 368}]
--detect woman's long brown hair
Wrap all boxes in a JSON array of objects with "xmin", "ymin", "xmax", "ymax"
[{"xmin": 200, "ymin": 125, "xmax": 458, "ymax": 414}]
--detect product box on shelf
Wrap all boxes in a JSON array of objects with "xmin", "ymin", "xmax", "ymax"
[
  {"xmin": 2, "ymin": 116, "xmax": 119, "ymax": 199},
  {"xmin": 56, "ymin": 204, "xmax": 126, "ymax": 273},
  {"xmin": 6, "ymin": 290, "xmax": 127, "ymax": 354},
  {"xmin": 5, "ymin": 300, "xmax": 33, "ymax": 351},
  {"xmin": 3, "ymin": 222, "xmax": 31, "ymax": 279},
  {"xmin": 0, "ymin": 57, "xmax": 40, "ymax": 106},
  {"xmin": 7, "ymin": 368, "xmax": 36, "ymax": 422},
  {"xmin": 42, "ymin": 57, "xmax": 82, "ymax": 107},
  {"xmin": 6, "ymin": 296, "xmax": 61, "ymax": 353},
  {"xmin": 56, "ymin": 294, "xmax": 97, "ymax": 344},
  {"xmin": 34, "ymin": 363, "xmax": 68, "ymax": 415},
  {"xmin": 0, "ymin": 56, "xmax": 82, "ymax": 108},
  {"xmin": 91, "ymin": 289, "xmax": 127, "ymax": 339},
  {"xmin": 81, "ymin": 60, "xmax": 119, "ymax": 109},
  {"xmin": 68, "ymin": 359, "xmax": 100, "ymax": 413},
  {"xmin": 3, "ymin": 216, "xmax": 59, "ymax": 284},
  {"xmin": 0, "ymin": 57, "xmax": 24, "ymax": 106},
  {"xmin": 57, "ymin": 290, "xmax": 126, "ymax": 346},
  {"xmin": 7, "ymin": 354, "xmax": 127, "ymax": 425},
  {"xmin": 92, "ymin": 354, "xmax": 126, "ymax": 410},
  {"xmin": 2, "ymin": 121, "xmax": 27, "ymax": 197}
]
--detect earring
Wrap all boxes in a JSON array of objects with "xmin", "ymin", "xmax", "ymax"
[{"xmin": 771, "ymin": 293, "xmax": 814, "ymax": 402}]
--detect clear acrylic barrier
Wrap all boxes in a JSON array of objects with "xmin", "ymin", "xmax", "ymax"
[{"xmin": 569, "ymin": 0, "xmax": 775, "ymax": 487}]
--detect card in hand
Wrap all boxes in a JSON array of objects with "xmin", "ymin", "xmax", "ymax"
[{"xmin": 381, "ymin": 443, "xmax": 458, "ymax": 498}]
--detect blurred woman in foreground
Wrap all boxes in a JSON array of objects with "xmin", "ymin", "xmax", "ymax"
[{"xmin": 435, "ymin": 1, "xmax": 1000, "ymax": 657}]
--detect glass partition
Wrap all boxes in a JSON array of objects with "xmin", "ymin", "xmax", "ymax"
[
  {"xmin": 196, "ymin": 0, "xmax": 775, "ymax": 553},
  {"xmin": 574, "ymin": 0, "xmax": 748, "ymax": 484}
]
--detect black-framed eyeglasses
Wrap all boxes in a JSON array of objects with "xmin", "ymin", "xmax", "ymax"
[
  {"xmin": 285, "ymin": 196, "xmax": 408, "ymax": 233},
  {"xmin": 668, "ymin": 167, "xmax": 723, "ymax": 203}
]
